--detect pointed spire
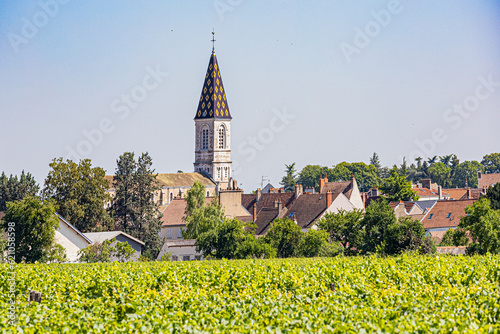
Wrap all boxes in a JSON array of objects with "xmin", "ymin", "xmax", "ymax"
[{"xmin": 195, "ymin": 37, "xmax": 231, "ymax": 120}]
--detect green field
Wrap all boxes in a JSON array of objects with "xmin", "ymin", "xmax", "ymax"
[{"xmin": 1, "ymin": 255, "xmax": 500, "ymax": 333}]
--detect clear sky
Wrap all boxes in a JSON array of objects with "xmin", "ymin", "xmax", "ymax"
[{"xmin": 1, "ymin": 0, "xmax": 499, "ymax": 192}]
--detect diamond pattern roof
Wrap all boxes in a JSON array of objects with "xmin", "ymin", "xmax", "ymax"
[{"xmin": 195, "ymin": 52, "xmax": 231, "ymax": 119}]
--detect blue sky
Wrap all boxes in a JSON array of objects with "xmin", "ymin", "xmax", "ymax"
[{"xmin": 1, "ymin": 0, "xmax": 499, "ymax": 191}]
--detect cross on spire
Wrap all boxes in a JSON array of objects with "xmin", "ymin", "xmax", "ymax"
[{"xmin": 211, "ymin": 30, "xmax": 216, "ymax": 54}]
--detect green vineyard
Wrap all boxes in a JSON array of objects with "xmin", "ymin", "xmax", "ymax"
[{"xmin": 1, "ymin": 255, "xmax": 500, "ymax": 333}]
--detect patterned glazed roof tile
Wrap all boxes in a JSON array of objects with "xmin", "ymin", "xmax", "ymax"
[{"xmin": 195, "ymin": 52, "xmax": 231, "ymax": 120}]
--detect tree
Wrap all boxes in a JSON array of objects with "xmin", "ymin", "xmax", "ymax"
[
  {"xmin": 78, "ymin": 238, "xmax": 135, "ymax": 263},
  {"xmin": 280, "ymin": 163, "xmax": 297, "ymax": 192},
  {"xmin": 0, "ymin": 171, "xmax": 40, "ymax": 211},
  {"xmin": 264, "ymin": 218, "xmax": 302, "ymax": 258},
  {"xmin": 182, "ymin": 181, "xmax": 224, "ymax": 239},
  {"xmin": 196, "ymin": 218, "xmax": 275, "ymax": 260},
  {"xmin": 369, "ymin": 152, "xmax": 382, "ymax": 177},
  {"xmin": 183, "ymin": 199, "xmax": 224, "ymax": 239},
  {"xmin": 297, "ymin": 165, "xmax": 329, "ymax": 191},
  {"xmin": 111, "ymin": 152, "xmax": 163, "ymax": 260},
  {"xmin": 481, "ymin": 153, "xmax": 500, "ymax": 174},
  {"xmin": 379, "ymin": 166, "xmax": 419, "ymax": 202},
  {"xmin": 361, "ymin": 199, "xmax": 397, "ymax": 254},
  {"xmin": 486, "ymin": 183, "xmax": 500, "ymax": 210},
  {"xmin": 451, "ymin": 161, "xmax": 483, "ymax": 188},
  {"xmin": 196, "ymin": 218, "xmax": 243, "ymax": 259},
  {"xmin": 43, "ymin": 158, "xmax": 113, "ymax": 232},
  {"xmin": 439, "ymin": 154, "xmax": 454, "ymax": 167},
  {"xmin": 185, "ymin": 181, "xmax": 206, "ymax": 218},
  {"xmin": 458, "ymin": 198, "xmax": 500, "ymax": 255},
  {"xmin": 330, "ymin": 162, "xmax": 379, "ymax": 192},
  {"xmin": 384, "ymin": 217, "xmax": 435, "ymax": 255},
  {"xmin": 298, "ymin": 229, "xmax": 330, "ymax": 257},
  {"xmin": 316, "ymin": 209, "xmax": 364, "ymax": 254},
  {"xmin": 439, "ymin": 228, "xmax": 469, "ymax": 247},
  {"xmin": 427, "ymin": 162, "xmax": 451, "ymax": 187},
  {"xmin": 236, "ymin": 234, "xmax": 276, "ymax": 259},
  {"xmin": 2, "ymin": 196, "xmax": 60, "ymax": 263}
]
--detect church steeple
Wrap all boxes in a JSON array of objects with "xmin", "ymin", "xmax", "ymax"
[
  {"xmin": 195, "ymin": 51, "xmax": 232, "ymax": 120},
  {"xmin": 194, "ymin": 38, "xmax": 233, "ymax": 190}
]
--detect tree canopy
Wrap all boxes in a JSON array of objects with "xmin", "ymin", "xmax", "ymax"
[
  {"xmin": 110, "ymin": 152, "xmax": 162, "ymax": 260},
  {"xmin": 458, "ymin": 198, "xmax": 500, "ymax": 255},
  {"xmin": 379, "ymin": 166, "xmax": 419, "ymax": 202},
  {"xmin": 2, "ymin": 196, "xmax": 62, "ymax": 263},
  {"xmin": 182, "ymin": 181, "xmax": 224, "ymax": 240},
  {"xmin": 43, "ymin": 158, "xmax": 113, "ymax": 232},
  {"xmin": 280, "ymin": 163, "xmax": 297, "ymax": 192},
  {"xmin": 0, "ymin": 171, "xmax": 39, "ymax": 211}
]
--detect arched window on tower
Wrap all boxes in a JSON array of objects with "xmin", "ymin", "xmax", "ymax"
[
  {"xmin": 218, "ymin": 125, "xmax": 225, "ymax": 149},
  {"xmin": 202, "ymin": 128, "xmax": 209, "ymax": 150}
]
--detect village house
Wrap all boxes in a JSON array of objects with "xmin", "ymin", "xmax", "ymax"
[
  {"xmin": 420, "ymin": 199, "xmax": 476, "ymax": 244},
  {"xmin": 53, "ymin": 213, "xmax": 92, "ymax": 262},
  {"xmin": 478, "ymin": 170, "xmax": 500, "ymax": 189},
  {"xmin": 84, "ymin": 231, "xmax": 145, "ymax": 261}
]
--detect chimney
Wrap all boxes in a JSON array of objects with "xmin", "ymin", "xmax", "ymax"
[
  {"xmin": 252, "ymin": 203, "xmax": 257, "ymax": 221},
  {"xmin": 295, "ymin": 183, "xmax": 303, "ymax": 198},
  {"xmin": 422, "ymin": 179, "xmax": 431, "ymax": 189},
  {"xmin": 256, "ymin": 188, "xmax": 262, "ymax": 201},
  {"xmin": 438, "ymin": 185, "xmax": 442, "ymax": 200},
  {"xmin": 304, "ymin": 186, "xmax": 315, "ymax": 194},
  {"xmin": 319, "ymin": 176, "xmax": 327, "ymax": 193},
  {"xmin": 362, "ymin": 192, "xmax": 366, "ymax": 207},
  {"xmin": 274, "ymin": 200, "xmax": 283, "ymax": 212},
  {"xmin": 326, "ymin": 191, "xmax": 333, "ymax": 207},
  {"xmin": 233, "ymin": 179, "xmax": 237, "ymax": 190},
  {"xmin": 467, "ymin": 188, "xmax": 472, "ymax": 199}
]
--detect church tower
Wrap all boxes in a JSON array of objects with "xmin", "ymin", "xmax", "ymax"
[{"xmin": 194, "ymin": 36, "xmax": 232, "ymax": 189}]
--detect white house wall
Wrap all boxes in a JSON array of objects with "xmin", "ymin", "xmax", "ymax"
[{"xmin": 54, "ymin": 220, "xmax": 90, "ymax": 262}]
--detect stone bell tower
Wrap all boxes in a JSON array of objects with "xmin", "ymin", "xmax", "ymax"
[{"xmin": 194, "ymin": 34, "xmax": 232, "ymax": 189}]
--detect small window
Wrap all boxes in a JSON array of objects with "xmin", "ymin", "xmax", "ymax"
[
  {"xmin": 183, "ymin": 255, "xmax": 191, "ymax": 261},
  {"xmin": 195, "ymin": 255, "xmax": 202, "ymax": 261},
  {"xmin": 178, "ymin": 228, "xmax": 183, "ymax": 238},
  {"xmin": 446, "ymin": 213, "xmax": 452, "ymax": 218},
  {"xmin": 170, "ymin": 192, "xmax": 173, "ymax": 202},
  {"xmin": 172, "ymin": 255, "xmax": 178, "ymax": 261},
  {"xmin": 167, "ymin": 229, "xmax": 172, "ymax": 239},
  {"xmin": 206, "ymin": 191, "xmax": 210, "ymax": 197},
  {"xmin": 428, "ymin": 214, "xmax": 434, "ymax": 219}
]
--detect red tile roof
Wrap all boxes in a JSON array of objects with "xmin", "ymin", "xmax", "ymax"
[
  {"xmin": 321, "ymin": 181, "xmax": 351, "ymax": 195},
  {"xmin": 283, "ymin": 193, "xmax": 340, "ymax": 229},
  {"xmin": 254, "ymin": 207, "xmax": 279, "ymax": 235},
  {"xmin": 160, "ymin": 197, "xmax": 214, "ymax": 227},
  {"xmin": 241, "ymin": 192, "xmax": 295, "ymax": 214},
  {"xmin": 444, "ymin": 188, "xmax": 468, "ymax": 200},
  {"xmin": 478, "ymin": 173, "xmax": 500, "ymax": 189},
  {"xmin": 421, "ymin": 199, "xmax": 476, "ymax": 229}
]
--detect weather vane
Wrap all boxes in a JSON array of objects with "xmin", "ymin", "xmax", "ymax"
[{"xmin": 211, "ymin": 29, "xmax": 216, "ymax": 54}]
